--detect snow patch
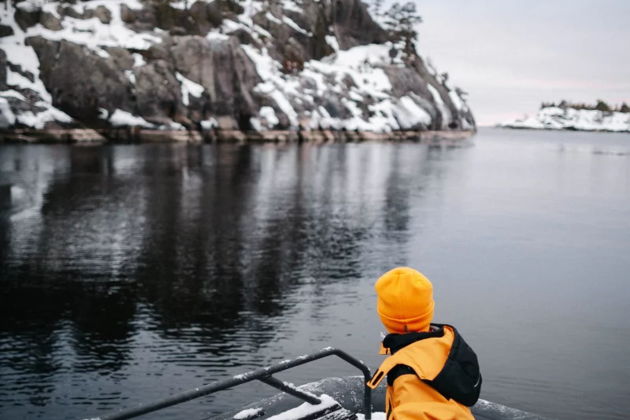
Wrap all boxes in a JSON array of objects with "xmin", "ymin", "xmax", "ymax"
[
  {"xmin": 132, "ymin": 53, "xmax": 146, "ymax": 67},
  {"xmin": 206, "ymin": 31, "xmax": 229, "ymax": 42},
  {"xmin": 16, "ymin": 107, "xmax": 72, "ymax": 129},
  {"xmin": 393, "ymin": 96, "xmax": 431, "ymax": 129},
  {"xmin": 124, "ymin": 70, "xmax": 136, "ymax": 84},
  {"xmin": 108, "ymin": 109, "xmax": 154, "ymax": 128},
  {"xmin": 176, "ymin": 73, "xmax": 205, "ymax": 106},
  {"xmin": 281, "ymin": 0, "xmax": 303, "ymax": 14},
  {"xmin": 260, "ymin": 107, "xmax": 279, "ymax": 127},
  {"xmin": 265, "ymin": 11, "xmax": 282, "ymax": 24},
  {"xmin": 0, "ymin": 98, "xmax": 16, "ymax": 128},
  {"xmin": 233, "ymin": 407, "xmax": 264, "ymax": 419},
  {"xmin": 200, "ymin": 118, "xmax": 218, "ymax": 130},
  {"xmin": 0, "ymin": 90, "xmax": 27, "ymax": 101},
  {"xmin": 251, "ymin": 106, "xmax": 280, "ymax": 131},
  {"xmin": 159, "ymin": 121, "xmax": 185, "ymax": 131},
  {"xmin": 242, "ymin": 45, "xmax": 299, "ymax": 128},
  {"xmin": 325, "ymin": 35, "xmax": 339, "ymax": 52},
  {"xmin": 282, "ymin": 16, "xmax": 311, "ymax": 36},
  {"xmin": 19, "ymin": 0, "xmax": 161, "ymax": 58},
  {"xmin": 15, "ymin": 0, "xmax": 45, "ymax": 13},
  {"xmin": 449, "ymin": 89, "xmax": 466, "ymax": 112},
  {"xmin": 266, "ymin": 394, "xmax": 338, "ymax": 420},
  {"xmin": 169, "ymin": 1, "xmax": 190, "ymax": 10},
  {"xmin": 428, "ymin": 84, "xmax": 451, "ymax": 129},
  {"xmin": 357, "ymin": 412, "xmax": 387, "ymax": 420}
]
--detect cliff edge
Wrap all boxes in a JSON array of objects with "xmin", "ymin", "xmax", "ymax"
[{"xmin": 0, "ymin": 0, "xmax": 476, "ymax": 141}]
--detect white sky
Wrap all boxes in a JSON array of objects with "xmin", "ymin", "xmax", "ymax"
[{"xmin": 413, "ymin": 0, "xmax": 630, "ymax": 125}]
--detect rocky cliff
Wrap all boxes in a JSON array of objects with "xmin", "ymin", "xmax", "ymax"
[{"xmin": 0, "ymin": 0, "xmax": 475, "ymax": 141}]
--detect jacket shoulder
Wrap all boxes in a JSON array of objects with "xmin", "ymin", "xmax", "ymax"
[
  {"xmin": 370, "ymin": 325, "xmax": 482, "ymax": 407},
  {"xmin": 368, "ymin": 325, "xmax": 454, "ymax": 389}
]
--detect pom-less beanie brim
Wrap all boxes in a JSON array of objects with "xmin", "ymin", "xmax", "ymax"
[
  {"xmin": 375, "ymin": 267, "xmax": 435, "ymax": 333},
  {"xmin": 377, "ymin": 300, "xmax": 435, "ymax": 333}
]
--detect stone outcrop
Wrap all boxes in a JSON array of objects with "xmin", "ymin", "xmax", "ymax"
[
  {"xmin": 0, "ymin": 0, "xmax": 475, "ymax": 140},
  {"xmin": 133, "ymin": 59, "xmax": 183, "ymax": 125},
  {"xmin": 168, "ymin": 35, "xmax": 261, "ymax": 123},
  {"xmin": 0, "ymin": 24, "xmax": 14, "ymax": 38},
  {"xmin": 27, "ymin": 37, "xmax": 133, "ymax": 123},
  {"xmin": 331, "ymin": 0, "xmax": 388, "ymax": 48}
]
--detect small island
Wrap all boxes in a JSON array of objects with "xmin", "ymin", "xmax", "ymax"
[{"xmin": 499, "ymin": 100, "xmax": 630, "ymax": 133}]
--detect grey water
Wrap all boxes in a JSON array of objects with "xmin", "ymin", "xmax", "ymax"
[{"xmin": 1, "ymin": 127, "xmax": 629, "ymax": 420}]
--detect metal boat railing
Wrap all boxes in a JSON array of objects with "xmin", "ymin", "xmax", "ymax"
[{"xmin": 88, "ymin": 347, "xmax": 372, "ymax": 420}]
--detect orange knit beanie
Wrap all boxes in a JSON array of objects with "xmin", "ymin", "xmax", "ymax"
[{"xmin": 375, "ymin": 267, "xmax": 435, "ymax": 333}]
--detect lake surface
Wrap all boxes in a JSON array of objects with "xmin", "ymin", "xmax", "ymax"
[{"xmin": 1, "ymin": 128, "xmax": 629, "ymax": 420}]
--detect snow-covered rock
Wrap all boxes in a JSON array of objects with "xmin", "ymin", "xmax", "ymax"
[
  {"xmin": 0, "ymin": 0, "xmax": 475, "ymax": 138},
  {"xmin": 500, "ymin": 106, "xmax": 630, "ymax": 133}
]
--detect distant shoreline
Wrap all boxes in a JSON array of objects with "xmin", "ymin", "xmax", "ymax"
[
  {"xmin": 495, "ymin": 125, "xmax": 630, "ymax": 134},
  {"xmin": 0, "ymin": 128, "xmax": 476, "ymax": 144},
  {"xmin": 497, "ymin": 106, "xmax": 630, "ymax": 133}
]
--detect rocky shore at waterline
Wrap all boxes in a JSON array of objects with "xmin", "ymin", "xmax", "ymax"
[
  {"xmin": 1, "ymin": 0, "xmax": 476, "ymax": 140},
  {"xmin": 0, "ymin": 127, "xmax": 475, "ymax": 144}
]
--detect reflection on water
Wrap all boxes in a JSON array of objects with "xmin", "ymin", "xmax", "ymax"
[
  {"xmin": 0, "ymin": 142, "xmax": 449, "ymax": 419},
  {"xmin": 1, "ymin": 129, "xmax": 630, "ymax": 420}
]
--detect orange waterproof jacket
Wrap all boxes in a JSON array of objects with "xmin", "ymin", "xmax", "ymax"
[{"xmin": 368, "ymin": 324, "xmax": 481, "ymax": 420}]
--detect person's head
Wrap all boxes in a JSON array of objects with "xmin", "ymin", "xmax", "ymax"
[{"xmin": 374, "ymin": 266, "xmax": 435, "ymax": 333}]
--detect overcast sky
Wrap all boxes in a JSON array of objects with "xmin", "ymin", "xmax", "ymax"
[{"xmin": 413, "ymin": 0, "xmax": 630, "ymax": 125}]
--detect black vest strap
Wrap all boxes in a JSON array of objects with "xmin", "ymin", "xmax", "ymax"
[
  {"xmin": 386, "ymin": 364, "xmax": 416, "ymax": 386},
  {"xmin": 383, "ymin": 325, "xmax": 482, "ymax": 407}
]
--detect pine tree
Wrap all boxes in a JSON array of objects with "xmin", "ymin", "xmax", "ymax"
[
  {"xmin": 595, "ymin": 100, "xmax": 611, "ymax": 112},
  {"xmin": 384, "ymin": 2, "xmax": 422, "ymax": 54}
]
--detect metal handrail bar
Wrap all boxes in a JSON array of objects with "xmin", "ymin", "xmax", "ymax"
[
  {"xmin": 258, "ymin": 375, "xmax": 321, "ymax": 405},
  {"xmin": 89, "ymin": 347, "xmax": 372, "ymax": 420}
]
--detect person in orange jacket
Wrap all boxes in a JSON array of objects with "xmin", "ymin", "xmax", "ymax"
[{"xmin": 367, "ymin": 267, "xmax": 482, "ymax": 420}]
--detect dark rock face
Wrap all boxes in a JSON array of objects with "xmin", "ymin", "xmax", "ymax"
[
  {"xmin": 330, "ymin": 0, "xmax": 388, "ymax": 49},
  {"xmin": 86, "ymin": 5, "xmax": 112, "ymax": 24},
  {"xmin": 57, "ymin": 4, "xmax": 112, "ymax": 22},
  {"xmin": 187, "ymin": 1, "xmax": 216, "ymax": 34},
  {"xmin": 24, "ymin": 31, "xmax": 263, "ymax": 130},
  {"xmin": 39, "ymin": 12, "xmax": 62, "ymax": 31},
  {"xmin": 169, "ymin": 35, "xmax": 261, "ymax": 126},
  {"xmin": 252, "ymin": 9, "xmax": 333, "ymax": 65},
  {"xmin": 122, "ymin": 0, "xmax": 238, "ymax": 35},
  {"xmin": 121, "ymin": 4, "xmax": 158, "ymax": 30},
  {"xmin": 27, "ymin": 37, "xmax": 132, "ymax": 122},
  {"xmin": 0, "ymin": 24, "xmax": 14, "ymax": 38},
  {"xmin": 15, "ymin": 8, "xmax": 40, "ymax": 31},
  {"xmin": 0, "ymin": 49, "xmax": 7, "ymax": 91},
  {"xmin": 105, "ymin": 47, "xmax": 135, "ymax": 71},
  {"xmin": 14, "ymin": 7, "xmax": 63, "ymax": 31},
  {"xmin": 133, "ymin": 60, "xmax": 182, "ymax": 124}
]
